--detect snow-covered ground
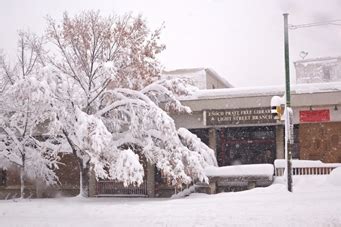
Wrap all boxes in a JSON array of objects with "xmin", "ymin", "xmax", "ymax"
[{"xmin": 0, "ymin": 173, "xmax": 341, "ymax": 227}]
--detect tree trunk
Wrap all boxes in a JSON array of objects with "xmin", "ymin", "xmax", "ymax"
[
  {"xmin": 62, "ymin": 130, "xmax": 91, "ymax": 197},
  {"xmin": 79, "ymin": 160, "xmax": 90, "ymax": 197},
  {"xmin": 20, "ymin": 152, "xmax": 26, "ymax": 199},
  {"xmin": 20, "ymin": 165, "xmax": 25, "ymax": 199}
]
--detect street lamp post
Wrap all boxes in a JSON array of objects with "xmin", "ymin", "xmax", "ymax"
[
  {"xmin": 281, "ymin": 14, "xmax": 341, "ymax": 192},
  {"xmin": 283, "ymin": 13, "xmax": 293, "ymax": 192}
]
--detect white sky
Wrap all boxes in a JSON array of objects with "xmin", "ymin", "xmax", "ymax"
[{"xmin": 1, "ymin": 0, "xmax": 341, "ymax": 87}]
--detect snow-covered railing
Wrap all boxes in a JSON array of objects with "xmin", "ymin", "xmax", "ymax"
[{"xmin": 274, "ymin": 159, "xmax": 341, "ymax": 176}]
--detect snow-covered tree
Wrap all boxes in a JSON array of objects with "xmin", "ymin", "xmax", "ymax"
[
  {"xmin": 94, "ymin": 81, "xmax": 213, "ymax": 186},
  {"xmin": 0, "ymin": 51, "xmax": 14, "ymax": 92},
  {"xmin": 0, "ymin": 31, "xmax": 46, "ymax": 84},
  {"xmin": 0, "ymin": 32, "xmax": 59, "ymax": 198},
  {"xmin": 0, "ymin": 74, "xmax": 60, "ymax": 198},
  {"xmin": 178, "ymin": 127, "xmax": 218, "ymax": 167},
  {"xmin": 46, "ymin": 11, "xmax": 216, "ymax": 197}
]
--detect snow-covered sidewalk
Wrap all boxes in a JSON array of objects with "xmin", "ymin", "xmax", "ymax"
[{"xmin": 0, "ymin": 174, "xmax": 341, "ymax": 227}]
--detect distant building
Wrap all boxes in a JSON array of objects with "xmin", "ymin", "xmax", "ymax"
[
  {"xmin": 162, "ymin": 68, "xmax": 233, "ymax": 89},
  {"xmin": 294, "ymin": 56, "xmax": 341, "ymax": 84},
  {"xmin": 171, "ymin": 82, "xmax": 341, "ymax": 167}
]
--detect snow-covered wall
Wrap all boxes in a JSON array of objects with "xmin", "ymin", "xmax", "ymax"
[{"xmin": 294, "ymin": 57, "xmax": 341, "ymax": 84}]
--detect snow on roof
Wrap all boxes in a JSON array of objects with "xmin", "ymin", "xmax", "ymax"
[
  {"xmin": 162, "ymin": 68, "xmax": 207, "ymax": 89},
  {"xmin": 162, "ymin": 67, "xmax": 233, "ymax": 89},
  {"xmin": 162, "ymin": 67, "xmax": 206, "ymax": 75},
  {"xmin": 294, "ymin": 56, "xmax": 341, "ymax": 65},
  {"xmin": 205, "ymin": 68, "xmax": 234, "ymax": 88},
  {"xmin": 205, "ymin": 164, "xmax": 274, "ymax": 177},
  {"xmin": 181, "ymin": 81, "xmax": 341, "ymax": 100}
]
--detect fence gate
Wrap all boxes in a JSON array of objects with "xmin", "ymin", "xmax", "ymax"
[{"xmin": 96, "ymin": 180, "xmax": 148, "ymax": 197}]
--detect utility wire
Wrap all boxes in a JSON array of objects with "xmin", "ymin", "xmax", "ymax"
[{"xmin": 289, "ymin": 19, "xmax": 341, "ymax": 30}]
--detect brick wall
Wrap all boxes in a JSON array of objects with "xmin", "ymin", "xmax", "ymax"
[{"xmin": 300, "ymin": 122, "xmax": 341, "ymax": 163}]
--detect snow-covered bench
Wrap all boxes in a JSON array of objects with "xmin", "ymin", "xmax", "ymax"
[
  {"xmin": 274, "ymin": 159, "xmax": 341, "ymax": 176},
  {"xmin": 199, "ymin": 164, "xmax": 274, "ymax": 193}
]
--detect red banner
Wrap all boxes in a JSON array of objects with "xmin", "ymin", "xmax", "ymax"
[{"xmin": 299, "ymin": 109, "xmax": 330, "ymax": 123}]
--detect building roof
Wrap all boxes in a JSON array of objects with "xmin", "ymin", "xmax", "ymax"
[
  {"xmin": 205, "ymin": 68, "xmax": 234, "ymax": 88},
  {"xmin": 180, "ymin": 81, "xmax": 341, "ymax": 100},
  {"xmin": 162, "ymin": 67, "xmax": 205, "ymax": 75},
  {"xmin": 162, "ymin": 67, "xmax": 233, "ymax": 89},
  {"xmin": 294, "ymin": 56, "xmax": 341, "ymax": 65}
]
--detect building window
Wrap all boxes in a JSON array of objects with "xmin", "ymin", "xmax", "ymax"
[
  {"xmin": 323, "ymin": 66, "xmax": 331, "ymax": 81},
  {"xmin": 292, "ymin": 125, "xmax": 300, "ymax": 159},
  {"xmin": 217, "ymin": 126, "xmax": 276, "ymax": 166}
]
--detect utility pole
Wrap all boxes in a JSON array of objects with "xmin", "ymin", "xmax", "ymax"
[{"xmin": 283, "ymin": 13, "xmax": 293, "ymax": 192}]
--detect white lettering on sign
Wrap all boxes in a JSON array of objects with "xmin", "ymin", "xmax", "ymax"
[{"xmin": 204, "ymin": 108, "xmax": 275, "ymax": 126}]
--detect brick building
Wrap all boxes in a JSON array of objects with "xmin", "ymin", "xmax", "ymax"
[{"xmin": 171, "ymin": 83, "xmax": 341, "ymax": 167}]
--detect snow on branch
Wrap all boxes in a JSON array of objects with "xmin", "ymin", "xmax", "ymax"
[
  {"xmin": 178, "ymin": 128, "xmax": 218, "ymax": 167},
  {"xmin": 141, "ymin": 78, "xmax": 197, "ymax": 113},
  {"xmin": 87, "ymin": 85, "xmax": 214, "ymax": 186},
  {"xmin": 107, "ymin": 149, "xmax": 144, "ymax": 187}
]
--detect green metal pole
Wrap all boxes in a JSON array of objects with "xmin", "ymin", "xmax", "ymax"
[
  {"xmin": 283, "ymin": 13, "xmax": 293, "ymax": 192},
  {"xmin": 284, "ymin": 14, "xmax": 291, "ymax": 106}
]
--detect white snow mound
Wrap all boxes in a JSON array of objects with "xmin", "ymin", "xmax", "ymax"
[{"xmin": 328, "ymin": 167, "xmax": 341, "ymax": 186}]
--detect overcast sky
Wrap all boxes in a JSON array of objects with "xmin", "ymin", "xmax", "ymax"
[{"xmin": 1, "ymin": 0, "xmax": 341, "ymax": 87}]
